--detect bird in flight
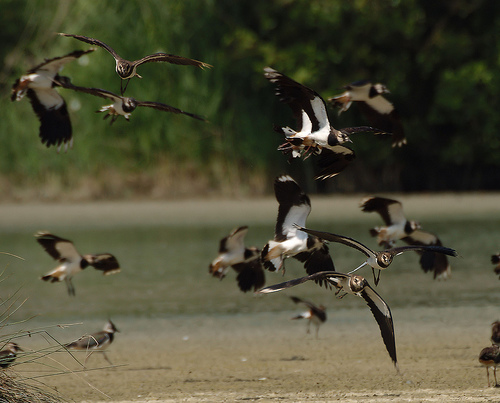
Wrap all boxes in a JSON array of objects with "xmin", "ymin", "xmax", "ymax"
[
  {"xmin": 289, "ymin": 296, "xmax": 327, "ymax": 339},
  {"xmin": 59, "ymin": 33, "xmax": 212, "ymax": 94}
]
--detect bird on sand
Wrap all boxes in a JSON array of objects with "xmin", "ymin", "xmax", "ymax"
[
  {"xmin": 295, "ymin": 225, "xmax": 457, "ymax": 285},
  {"xmin": 64, "ymin": 320, "xmax": 119, "ymax": 366},
  {"xmin": 36, "ymin": 231, "xmax": 121, "ymax": 296},
  {"xmin": 479, "ymin": 344, "xmax": 500, "ymax": 387},
  {"xmin": 209, "ymin": 226, "xmax": 265, "ymax": 293},
  {"xmin": 11, "ymin": 49, "xmax": 94, "ymax": 151},
  {"xmin": 290, "ymin": 296, "xmax": 327, "ymax": 339},
  {"xmin": 58, "ymin": 33, "xmax": 212, "ymax": 94},
  {"xmin": 0, "ymin": 342, "xmax": 23, "ymax": 369},
  {"xmin": 56, "ymin": 77, "xmax": 206, "ymax": 124},
  {"xmin": 264, "ymin": 67, "xmax": 390, "ymax": 179},
  {"xmin": 260, "ymin": 175, "xmax": 334, "ymax": 286},
  {"xmin": 257, "ymin": 270, "xmax": 398, "ymax": 370},
  {"xmin": 328, "ymin": 80, "xmax": 406, "ymax": 147}
]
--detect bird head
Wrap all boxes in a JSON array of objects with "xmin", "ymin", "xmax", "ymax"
[{"xmin": 377, "ymin": 252, "xmax": 393, "ymax": 268}]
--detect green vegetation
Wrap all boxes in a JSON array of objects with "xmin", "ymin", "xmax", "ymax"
[{"xmin": 1, "ymin": 0, "xmax": 499, "ymax": 198}]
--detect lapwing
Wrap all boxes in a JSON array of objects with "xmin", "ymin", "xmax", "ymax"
[
  {"xmin": 209, "ymin": 226, "xmax": 265, "ymax": 292},
  {"xmin": 59, "ymin": 33, "xmax": 212, "ymax": 94},
  {"xmin": 261, "ymin": 175, "xmax": 334, "ymax": 286},
  {"xmin": 479, "ymin": 344, "xmax": 500, "ymax": 387},
  {"xmin": 360, "ymin": 196, "xmax": 420, "ymax": 248},
  {"xmin": 328, "ymin": 80, "xmax": 406, "ymax": 147},
  {"xmin": 57, "ymin": 77, "xmax": 206, "ymax": 124},
  {"xmin": 36, "ymin": 231, "xmax": 121, "ymax": 296},
  {"xmin": 257, "ymin": 271, "xmax": 398, "ymax": 370},
  {"xmin": 290, "ymin": 296, "xmax": 327, "ymax": 339},
  {"xmin": 10, "ymin": 49, "xmax": 94, "ymax": 151},
  {"xmin": 491, "ymin": 321, "xmax": 500, "ymax": 346},
  {"xmin": 64, "ymin": 320, "xmax": 119, "ymax": 366},
  {"xmin": 0, "ymin": 342, "xmax": 23, "ymax": 369},
  {"xmin": 296, "ymin": 225, "xmax": 457, "ymax": 285},
  {"xmin": 264, "ymin": 67, "xmax": 390, "ymax": 179},
  {"xmin": 491, "ymin": 254, "xmax": 500, "ymax": 278}
]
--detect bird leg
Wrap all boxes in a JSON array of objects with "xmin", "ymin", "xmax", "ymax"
[
  {"xmin": 102, "ymin": 351, "xmax": 113, "ymax": 366},
  {"xmin": 373, "ymin": 268, "xmax": 381, "ymax": 286},
  {"xmin": 120, "ymin": 78, "xmax": 131, "ymax": 95},
  {"xmin": 66, "ymin": 279, "xmax": 75, "ymax": 297}
]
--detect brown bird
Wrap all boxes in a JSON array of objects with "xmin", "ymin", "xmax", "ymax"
[
  {"xmin": 36, "ymin": 231, "xmax": 121, "ymax": 296},
  {"xmin": 0, "ymin": 342, "xmax": 23, "ymax": 369},
  {"xmin": 491, "ymin": 321, "xmax": 500, "ymax": 346},
  {"xmin": 479, "ymin": 344, "xmax": 500, "ymax": 387},
  {"xmin": 290, "ymin": 296, "xmax": 327, "ymax": 339},
  {"xmin": 59, "ymin": 33, "xmax": 212, "ymax": 94},
  {"xmin": 64, "ymin": 320, "xmax": 119, "ymax": 366},
  {"xmin": 491, "ymin": 254, "xmax": 500, "ymax": 278}
]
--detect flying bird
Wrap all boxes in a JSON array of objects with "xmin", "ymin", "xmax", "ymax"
[
  {"xmin": 57, "ymin": 77, "xmax": 206, "ymax": 124},
  {"xmin": 360, "ymin": 196, "xmax": 420, "ymax": 248},
  {"xmin": 257, "ymin": 271, "xmax": 398, "ymax": 370},
  {"xmin": 264, "ymin": 67, "xmax": 390, "ymax": 179},
  {"xmin": 479, "ymin": 344, "xmax": 500, "ymax": 387},
  {"xmin": 491, "ymin": 254, "xmax": 500, "ymax": 278},
  {"xmin": 0, "ymin": 342, "xmax": 23, "ymax": 369},
  {"xmin": 295, "ymin": 225, "xmax": 457, "ymax": 285},
  {"xmin": 64, "ymin": 320, "xmax": 119, "ymax": 366},
  {"xmin": 36, "ymin": 231, "xmax": 121, "ymax": 296},
  {"xmin": 11, "ymin": 49, "xmax": 94, "ymax": 151},
  {"xmin": 261, "ymin": 175, "xmax": 334, "ymax": 285},
  {"xmin": 328, "ymin": 80, "xmax": 406, "ymax": 147},
  {"xmin": 59, "ymin": 33, "xmax": 212, "ymax": 94},
  {"xmin": 290, "ymin": 296, "xmax": 327, "ymax": 339},
  {"xmin": 209, "ymin": 226, "xmax": 265, "ymax": 292}
]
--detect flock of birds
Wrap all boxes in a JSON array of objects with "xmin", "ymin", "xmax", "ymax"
[{"xmin": 4, "ymin": 33, "xmax": 500, "ymax": 388}]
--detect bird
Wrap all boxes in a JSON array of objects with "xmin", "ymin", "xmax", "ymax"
[
  {"xmin": 289, "ymin": 296, "xmax": 327, "ymax": 339},
  {"xmin": 260, "ymin": 175, "xmax": 334, "ymax": 285},
  {"xmin": 360, "ymin": 196, "xmax": 420, "ymax": 248},
  {"xmin": 56, "ymin": 77, "xmax": 206, "ymax": 124},
  {"xmin": 295, "ymin": 225, "xmax": 457, "ymax": 285},
  {"xmin": 328, "ymin": 80, "xmax": 406, "ymax": 147},
  {"xmin": 491, "ymin": 321, "xmax": 500, "ymax": 346},
  {"xmin": 58, "ymin": 33, "xmax": 212, "ymax": 94},
  {"xmin": 257, "ymin": 270, "xmax": 398, "ymax": 370},
  {"xmin": 36, "ymin": 231, "xmax": 121, "ymax": 296},
  {"xmin": 209, "ymin": 226, "xmax": 265, "ymax": 292},
  {"xmin": 64, "ymin": 320, "xmax": 119, "ymax": 366},
  {"xmin": 479, "ymin": 344, "xmax": 500, "ymax": 387},
  {"xmin": 264, "ymin": 67, "xmax": 391, "ymax": 179},
  {"xmin": 10, "ymin": 49, "xmax": 94, "ymax": 151},
  {"xmin": 491, "ymin": 254, "xmax": 500, "ymax": 278},
  {"xmin": 0, "ymin": 342, "xmax": 23, "ymax": 369}
]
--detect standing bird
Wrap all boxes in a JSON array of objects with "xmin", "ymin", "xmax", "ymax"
[
  {"xmin": 296, "ymin": 226, "xmax": 457, "ymax": 285},
  {"xmin": 209, "ymin": 226, "xmax": 265, "ymax": 292},
  {"xmin": 36, "ymin": 231, "xmax": 121, "ymax": 296},
  {"xmin": 11, "ymin": 49, "xmax": 94, "ymax": 151},
  {"xmin": 491, "ymin": 254, "xmax": 500, "ymax": 278},
  {"xmin": 479, "ymin": 344, "xmax": 500, "ymax": 387},
  {"xmin": 360, "ymin": 196, "xmax": 420, "ymax": 248},
  {"xmin": 58, "ymin": 33, "xmax": 212, "ymax": 94},
  {"xmin": 264, "ymin": 67, "xmax": 391, "ymax": 179},
  {"xmin": 0, "ymin": 342, "xmax": 23, "ymax": 369},
  {"xmin": 56, "ymin": 77, "xmax": 206, "ymax": 124},
  {"xmin": 328, "ymin": 80, "xmax": 406, "ymax": 147},
  {"xmin": 290, "ymin": 296, "xmax": 327, "ymax": 339},
  {"xmin": 261, "ymin": 175, "xmax": 334, "ymax": 285},
  {"xmin": 257, "ymin": 271, "xmax": 398, "ymax": 370},
  {"xmin": 64, "ymin": 320, "xmax": 119, "ymax": 366}
]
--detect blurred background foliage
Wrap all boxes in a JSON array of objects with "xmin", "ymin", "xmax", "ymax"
[{"xmin": 0, "ymin": 0, "xmax": 499, "ymax": 200}]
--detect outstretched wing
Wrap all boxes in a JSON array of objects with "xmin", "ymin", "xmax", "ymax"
[
  {"xmin": 315, "ymin": 146, "xmax": 356, "ymax": 180},
  {"xmin": 134, "ymin": 53, "xmax": 212, "ymax": 69},
  {"xmin": 35, "ymin": 231, "xmax": 80, "ymax": 261},
  {"xmin": 136, "ymin": 101, "xmax": 206, "ymax": 121},
  {"xmin": 28, "ymin": 49, "xmax": 94, "ymax": 74},
  {"xmin": 58, "ymin": 33, "xmax": 121, "ymax": 60}
]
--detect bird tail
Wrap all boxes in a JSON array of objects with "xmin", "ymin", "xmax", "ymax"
[{"xmin": 261, "ymin": 242, "xmax": 284, "ymax": 272}]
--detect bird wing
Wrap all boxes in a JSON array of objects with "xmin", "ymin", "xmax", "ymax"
[
  {"xmin": 136, "ymin": 101, "xmax": 206, "ymax": 121},
  {"xmin": 232, "ymin": 258, "xmax": 266, "ymax": 292},
  {"xmin": 58, "ymin": 33, "xmax": 121, "ymax": 59},
  {"xmin": 273, "ymin": 175, "xmax": 311, "ymax": 241},
  {"xmin": 294, "ymin": 244, "xmax": 335, "ymax": 287},
  {"xmin": 35, "ymin": 231, "xmax": 80, "ymax": 261},
  {"xmin": 133, "ymin": 53, "xmax": 211, "ymax": 69},
  {"xmin": 389, "ymin": 244, "xmax": 457, "ymax": 258},
  {"xmin": 360, "ymin": 197, "xmax": 405, "ymax": 226},
  {"xmin": 88, "ymin": 254, "xmax": 121, "ymax": 275},
  {"xmin": 360, "ymin": 285, "xmax": 398, "ymax": 367},
  {"xmin": 57, "ymin": 79, "xmax": 123, "ymax": 102},
  {"xmin": 28, "ymin": 49, "xmax": 94, "ymax": 74},
  {"xmin": 219, "ymin": 226, "xmax": 248, "ymax": 254},
  {"xmin": 315, "ymin": 146, "xmax": 356, "ymax": 180},
  {"xmin": 256, "ymin": 271, "xmax": 344, "ymax": 294},
  {"xmin": 356, "ymin": 102, "xmax": 406, "ymax": 147},
  {"xmin": 296, "ymin": 226, "xmax": 373, "ymax": 258}
]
